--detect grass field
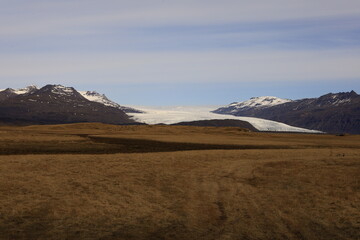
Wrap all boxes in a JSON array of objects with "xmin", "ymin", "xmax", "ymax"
[{"xmin": 0, "ymin": 123, "xmax": 359, "ymax": 240}]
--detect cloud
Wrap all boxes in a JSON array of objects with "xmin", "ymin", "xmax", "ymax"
[
  {"xmin": 0, "ymin": 0, "xmax": 359, "ymax": 90},
  {"xmin": 1, "ymin": 0, "xmax": 360, "ymax": 37},
  {"xmin": 1, "ymin": 48, "xmax": 359, "ymax": 85}
]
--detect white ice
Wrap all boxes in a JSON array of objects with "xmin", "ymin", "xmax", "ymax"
[{"xmin": 128, "ymin": 105, "xmax": 322, "ymax": 133}]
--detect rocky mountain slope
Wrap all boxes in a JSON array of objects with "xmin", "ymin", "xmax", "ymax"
[
  {"xmin": 0, "ymin": 85, "xmax": 136, "ymax": 125},
  {"xmin": 0, "ymin": 86, "xmax": 38, "ymax": 101},
  {"xmin": 79, "ymin": 91, "xmax": 142, "ymax": 113},
  {"xmin": 213, "ymin": 91, "xmax": 360, "ymax": 134},
  {"xmin": 214, "ymin": 96, "xmax": 292, "ymax": 115}
]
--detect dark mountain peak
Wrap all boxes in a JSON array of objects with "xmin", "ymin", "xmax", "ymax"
[
  {"xmin": 0, "ymin": 85, "xmax": 39, "ymax": 101},
  {"xmin": 39, "ymin": 84, "xmax": 75, "ymax": 94},
  {"xmin": 316, "ymin": 90, "xmax": 360, "ymax": 107},
  {"xmin": 350, "ymin": 90, "xmax": 357, "ymax": 95},
  {"xmin": 34, "ymin": 84, "xmax": 85, "ymax": 101},
  {"xmin": 344, "ymin": 90, "xmax": 358, "ymax": 98},
  {"xmin": 1, "ymin": 88, "xmax": 15, "ymax": 93},
  {"xmin": 24, "ymin": 84, "xmax": 38, "ymax": 91},
  {"xmin": 18, "ymin": 85, "xmax": 39, "ymax": 95},
  {"xmin": 0, "ymin": 89, "xmax": 17, "ymax": 101},
  {"xmin": 1, "ymin": 85, "xmax": 38, "ymax": 94},
  {"xmin": 320, "ymin": 90, "xmax": 358, "ymax": 98}
]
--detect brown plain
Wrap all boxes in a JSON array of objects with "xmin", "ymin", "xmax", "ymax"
[{"xmin": 0, "ymin": 123, "xmax": 359, "ymax": 240}]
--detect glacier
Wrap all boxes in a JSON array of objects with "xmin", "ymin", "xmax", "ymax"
[{"xmin": 127, "ymin": 105, "xmax": 322, "ymax": 133}]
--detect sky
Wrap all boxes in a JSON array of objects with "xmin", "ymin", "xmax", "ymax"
[{"xmin": 0, "ymin": 0, "xmax": 360, "ymax": 105}]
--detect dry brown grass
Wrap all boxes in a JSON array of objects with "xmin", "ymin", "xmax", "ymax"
[{"xmin": 0, "ymin": 123, "xmax": 359, "ymax": 240}]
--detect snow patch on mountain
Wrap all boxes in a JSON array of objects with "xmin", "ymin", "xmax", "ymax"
[
  {"xmin": 50, "ymin": 85, "xmax": 76, "ymax": 96},
  {"xmin": 128, "ymin": 106, "xmax": 321, "ymax": 133},
  {"xmin": 1, "ymin": 85, "xmax": 38, "ymax": 95},
  {"xmin": 227, "ymin": 96, "xmax": 292, "ymax": 111},
  {"xmin": 80, "ymin": 91, "xmax": 120, "ymax": 108},
  {"xmin": 79, "ymin": 91, "xmax": 143, "ymax": 113},
  {"xmin": 333, "ymin": 98, "xmax": 351, "ymax": 105}
]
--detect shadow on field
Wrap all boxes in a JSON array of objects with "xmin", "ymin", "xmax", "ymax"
[
  {"xmin": 88, "ymin": 136, "xmax": 296, "ymax": 152},
  {"xmin": 0, "ymin": 134, "xmax": 297, "ymax": 155}
]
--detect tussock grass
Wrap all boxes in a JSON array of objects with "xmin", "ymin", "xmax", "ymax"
[{"xmin": 0, "ymin": 123, "xmax": 359, "ymax": 239}]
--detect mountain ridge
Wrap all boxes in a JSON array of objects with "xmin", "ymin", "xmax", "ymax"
[
  {"xmin": 0, "ymin": 85, "xmax": 142, "ymax": 114},
  {"xmin": 213, "ymin": 91, "xmax": 360, "ymax": 134},
  {"xmin": 1, "ymin": 85, "xmax": 357, "ymax": 133},
  {"xmin": 0, "ymin": 84, "xmax": 136, "ymax": 125},
  {"xmin": 215, "ymin": 96, "xmax": 292, "ymax": 114}
]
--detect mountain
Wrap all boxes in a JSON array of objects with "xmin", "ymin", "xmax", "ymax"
[
  {"xmin": 0, "ymin": 86, "xmax": 142, "ymax": 113},
  {"xmin": 214, "ymin": 96, "xmax": 292, "ymax": 115},
  {"xmin": 213, "ymin": 91, "xmax": 360, "ymax": 134},
  {"xmin": 0, "ymin": 85, "xmax": 38, "ymax": 101},
  {"xmin": 79, "ymin": 91, "xmax": 143, "ymax": 113},
  {"xmin": 0, "ymin": 84, "xmax": 136, "ymax": 125}
]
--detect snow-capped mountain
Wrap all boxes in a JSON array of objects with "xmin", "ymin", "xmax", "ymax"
[
  {"xmin": 11, "ymin": 85, "xmax": 38, "ymax": 95},
  {"xmin": 1, "ymin": 85, "xmax": 357, "ymax": 133},
  {"xmin": 0, "ymin": 85, "xmax": 38, "ymax": 101},
  {"xmin": 0, "ymin": 84, "xmax": 320, "ymax": 132},
  {"xmin": 0, "ymin": 84, "xmax": 135, "ymax": 125},
  {"xmin": 215, "ymin": 96, "xmax": 292, "ymax": 114},
  {"xmin": 0, "ymin": 85, "xmax": 142, "ymax": 113},
  {"xmin": 44, "ymin": 85, "xmax": 77, "ymax": 97},
  {"xmin": 79, "ymin": 91, "xmax": 143, "ymax": 113},
  {"xmin": 213, "ymin": 91, "xmax": 360, "ymax": 134}
]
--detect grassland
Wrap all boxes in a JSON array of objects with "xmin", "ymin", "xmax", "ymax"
[{"xmin": 0, "ymin": 123, "xmax": 359, "ymax": 240}]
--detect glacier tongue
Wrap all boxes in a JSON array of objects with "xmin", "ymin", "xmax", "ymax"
[{"xmin": 127, "ymin": 105, "xmax": 321, "ymax": 133}]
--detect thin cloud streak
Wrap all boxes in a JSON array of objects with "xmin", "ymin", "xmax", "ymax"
[
  {"xmin": 1, "ymin": 49, "xmax": 359, "ymax": 84},
  {"xmin": 1, "ymin": 0, "xmax": 360, "ymax": 37}
]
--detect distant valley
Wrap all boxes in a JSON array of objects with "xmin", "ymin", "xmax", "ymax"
[{"xmin": 0, "ymin": 85, "xmax": 358, "ymax": 134}]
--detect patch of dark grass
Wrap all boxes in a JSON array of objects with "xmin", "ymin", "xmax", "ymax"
[{"xmin": 0, "ymin": 136, "xmax": 298, "ymax": 155}]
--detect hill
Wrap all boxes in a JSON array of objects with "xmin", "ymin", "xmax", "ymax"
[{"xmin": 213, "ymin": 91, "xmax": 360, "ymax": 134}]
